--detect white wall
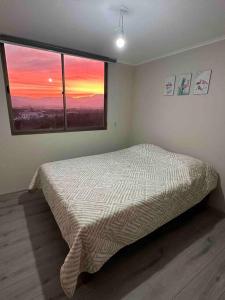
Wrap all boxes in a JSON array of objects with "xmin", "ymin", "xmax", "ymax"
[
  {"xmin": 130, "ymin": 40, "xmax": 225, "ymax": 211},
  {"xmin": 0, "ymin": 62, "xmax": 134, "ymax": 194}
]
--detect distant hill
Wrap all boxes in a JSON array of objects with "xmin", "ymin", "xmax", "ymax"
[{"xmin": 12, "ymin": 94, "xmax": 104, "ymax": 110}]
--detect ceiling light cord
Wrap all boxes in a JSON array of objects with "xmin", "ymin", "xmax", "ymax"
[
  {"xmin": 121, "ymin": 12, "xmax": 124, "ymax": 35},
  {"xmin": 119, "ymin": 9, "xmax": 124, "ymax": 35}
]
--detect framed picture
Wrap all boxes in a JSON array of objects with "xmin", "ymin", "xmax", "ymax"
[
  {"xmin": 193, "ymin": 70, "xmax": 212, "ymax": 95},
  {"xmin": 164, "ymin": 75, "xmax": 176, "ymax": 96},
  {"xmin": 177, "ymin": 73, "xmax": 192, "ymax": 96}
]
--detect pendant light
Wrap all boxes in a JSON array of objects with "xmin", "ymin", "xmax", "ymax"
[{"xmin": 115, "ymin": 7, "xmax": 127, "ymax": 49}]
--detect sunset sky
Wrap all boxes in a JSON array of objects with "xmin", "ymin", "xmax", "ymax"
[{"xmin": 4, "ymin": 43, "xmax": 104, "ymax": 108}]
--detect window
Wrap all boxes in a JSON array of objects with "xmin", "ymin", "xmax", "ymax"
[
  {"xmin": 1, "ymin": 43, "xmax": 107, "ymax": 134},
  {"xmin": 64, "ymin": 55, "xmax": 105, "ymax": 130}
]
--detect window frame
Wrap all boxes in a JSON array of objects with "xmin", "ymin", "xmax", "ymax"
[{"xmin": 0, "ymin": 42, "xmax": 108, "ymax": 135}]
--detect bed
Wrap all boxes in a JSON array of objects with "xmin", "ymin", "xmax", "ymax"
[{"xmin": 29, "ymin": 144, "xmax": 218, "ymax": 298}]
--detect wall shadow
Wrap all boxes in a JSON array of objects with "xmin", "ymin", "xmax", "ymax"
[{"xmin": 208, "ymin": 176, "xmax": 225, "ymax": 212}]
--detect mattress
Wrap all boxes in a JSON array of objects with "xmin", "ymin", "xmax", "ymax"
[{"xmin": 29, "ymin": 144, "xmax": 218, "ymax": 297}]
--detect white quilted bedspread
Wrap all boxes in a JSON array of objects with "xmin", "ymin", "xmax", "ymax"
[{"xmin": 29, "ymin": 144, "xmax": 218, "ymax": 297}]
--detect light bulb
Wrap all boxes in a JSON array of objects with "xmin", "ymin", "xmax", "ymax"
[{"xmin": 116, "ymin": 36, "xmax": 126, "ymax": 49}]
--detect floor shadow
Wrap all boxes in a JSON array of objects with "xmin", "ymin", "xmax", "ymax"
[
  {"xmin": 20, "ymin": 191, "xmax": 224, "ymax": 300},
  {"xmin": 18, "ymin": 190, "xmax": 69, "ymax": 300}
]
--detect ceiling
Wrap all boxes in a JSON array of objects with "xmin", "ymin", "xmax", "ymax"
[{"xmin": 0, "ymin": 0, "xmax": 225, "ymax": 65}]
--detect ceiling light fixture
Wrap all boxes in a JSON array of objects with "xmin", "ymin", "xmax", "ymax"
[{"xmin": 115, "ymin": 6, "xmax": 128, "ymax": 49}]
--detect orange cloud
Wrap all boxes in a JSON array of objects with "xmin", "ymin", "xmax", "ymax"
[{"xmin": 5, "ymin": 44, "xmax": 105, "ymax": 104}]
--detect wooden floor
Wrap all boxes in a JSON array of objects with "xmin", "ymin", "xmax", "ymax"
[{"xmin": 1, "ymin": 192, "xmax": 225, "ymax": 300}]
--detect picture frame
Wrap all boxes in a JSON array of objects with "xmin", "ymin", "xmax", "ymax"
[
  {"xmin": 177, "ymin": 73, "xmax": 192, "ymax": 96},
  {"xmin": 193, "ymin": 70, "xmax": 212, "ymax": 95},
  {"xmin": 164, "ymin": 75, "xmax": 176, "ymax": 96}
]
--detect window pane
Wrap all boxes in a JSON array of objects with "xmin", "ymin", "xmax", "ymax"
[
  {"xmin": 4, "ymin": 44, "xmax": 64, "ymax": 132},
  {"xmin": 64, "ymin": 55, "xmax": 105, "ymax": 129}
]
